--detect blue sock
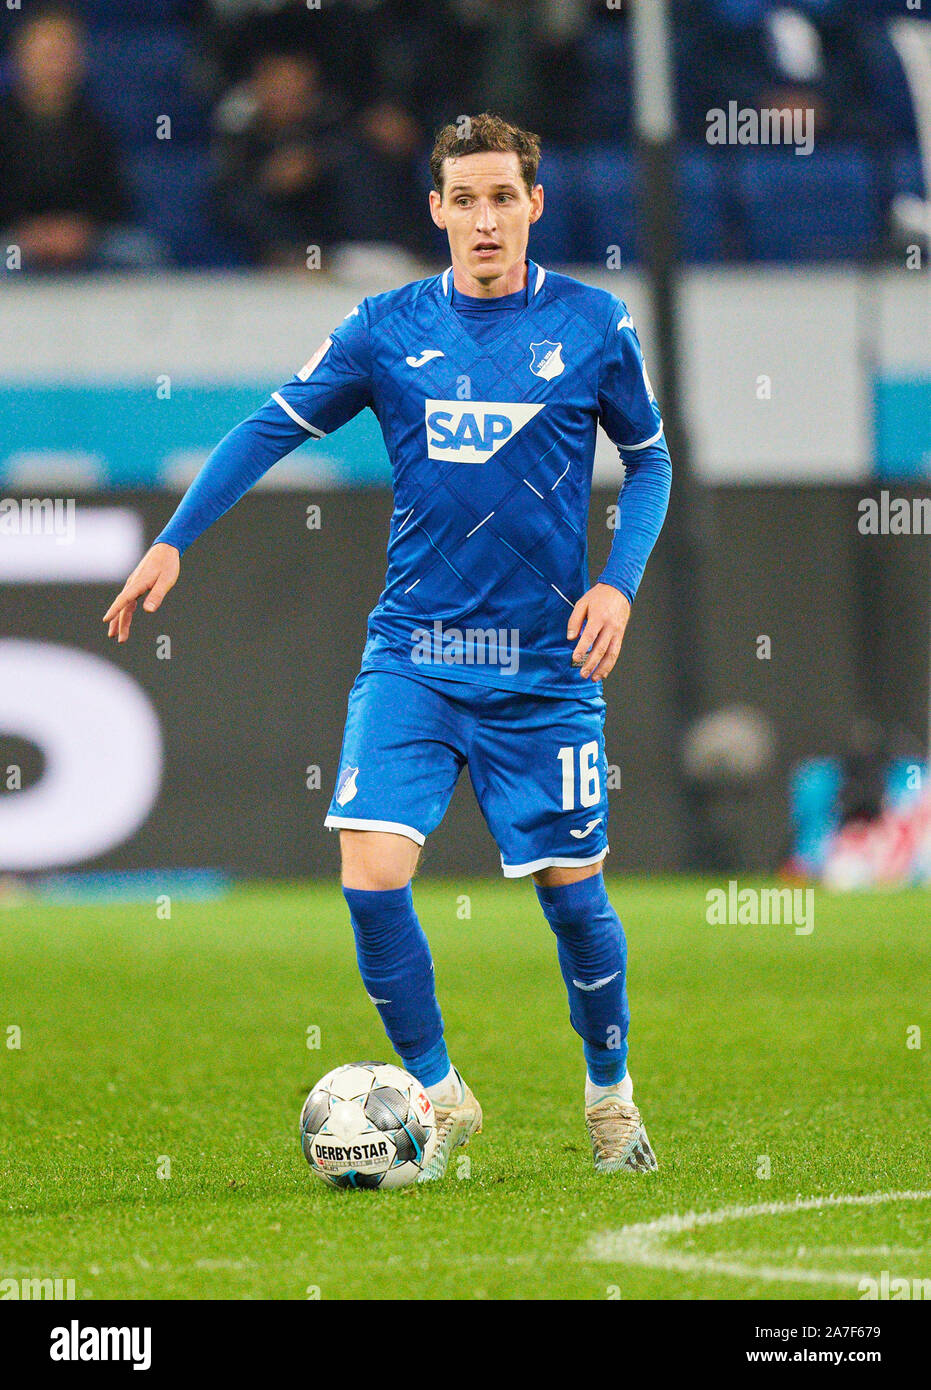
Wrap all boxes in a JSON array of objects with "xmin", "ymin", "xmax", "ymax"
[
  {"xmin": 535, "ymin": 874, "xmax": 629, "ymax": 1085},
  {"xmin": 342, "ymin": 884, "xmax": 450, "ymax": 1087}
]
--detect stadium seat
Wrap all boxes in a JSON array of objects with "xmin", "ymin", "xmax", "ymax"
[
  {"xmin": 127, "ymin": 148, "xmax": 243, "ymax": 268},
  {"xmin": 74, "ymin": 0, "xmax": 197, "ymax": 29},
  {"xmin": 893, "ymin": 144, "xmax": 926, "ymax": 200},
  {"xmin": 863, "ymin": 21, "xmax": 920, "ymax": 144},
  {"xmin": 85, "ymin": 24, "xmax": 206, "ymax": 150},
  {"xmin": 575, "ymin": 147, "xmax": 638, "ymax": 266},
  {"xmin": 574, "ymin": 146, "xmax": 726, "ymax": 266},
  {"xmin": 529, "ymin": 149, "xmax": 579, "ymax": 266},
  {"xmin": 678, "ymin": 148, "xmax": 728, "ymax": 262},
  {"xmin": 585, "ymin": 11, "xmax": 697, "ymax": 148},
  {"xmin": 735, "ymin": 146, "xmax": 880, "ymax": 262},
  {"xmin": 582, "ymin": 20, "xmax": 633, "ymax": 140}
]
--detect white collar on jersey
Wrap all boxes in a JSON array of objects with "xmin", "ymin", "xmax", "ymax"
[{"xmin": 441, "ymin": 260, "xmax": 546, "ymax": 300}]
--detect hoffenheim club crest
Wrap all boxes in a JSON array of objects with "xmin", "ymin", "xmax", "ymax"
[
  {"xmin": 335, "ymin": 765, "xmax": 359, "ymax": 806},
  {"xmin": 529, "ymin": 340, "xmax": 564, "ymax": 381}
]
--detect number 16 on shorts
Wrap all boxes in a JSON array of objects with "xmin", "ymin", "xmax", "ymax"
[{"xmin": 558, "ymin": 741, "xmax": 602, "ymax": 809}]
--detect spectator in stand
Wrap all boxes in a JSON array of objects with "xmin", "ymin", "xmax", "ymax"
[
  {"xmin": 211, "ymin": 47, "xmax": 349, "ymax": 266},
  {"xmin": 0, "ymin": 5, "xmax": 140, "ymax": 271},
  {"xmin": 335, "ymin": 96, "xmax": 430, "ymax": 256},
  {"xmin": 298, "ymin": 0, "xmax": 589, "ymax": 253},
  {"xmin": 443, "ymin": 0, "xmax": 589, "ymax": 147},
  {"xmin": 678, "ymin": 0, "xmax": 914, "ymax": 150},
  {"xmin": 202, "ymin": 0, "xmax": 447, "ymax": 121},
  {"xmin": 203, "ymin": 0, "xmax": 449, "ymax": 257}
]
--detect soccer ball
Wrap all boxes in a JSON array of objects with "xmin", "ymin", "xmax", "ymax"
[{"xmin": 300, "ymin": 1062, "xmax": 437, "ymax": 1190}]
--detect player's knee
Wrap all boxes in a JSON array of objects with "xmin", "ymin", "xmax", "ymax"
[
  {"xmin": 338, "ymin": 829, "xmax": 420, "ymax": 891},
  {"xmin": 533, "ymin": 862, "xmax": 603, "ymax": 890},
  {"xmin": 343, "ymin": 884, "xmax": 415, "ymax": 970},
  {"xmin": 341, "ymin": 865, "xmax": 413, "ymax": 892},
  {"xmin": 535, "ymin": 871, "xmax": 611, "ymax": 935}
]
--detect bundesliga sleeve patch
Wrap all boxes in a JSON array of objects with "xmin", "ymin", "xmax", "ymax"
[{"xmin": 298, "ymin": 337, "xmax": 333, "ymax": 382}]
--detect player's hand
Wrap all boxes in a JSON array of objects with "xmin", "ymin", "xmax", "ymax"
[
  {"xmin": 567, "ymin": 583, "xmax": 631, "ymax": 681},
  {"xmin": 102, "ymin": 542, "xmax": 180, "ymax": 643}
]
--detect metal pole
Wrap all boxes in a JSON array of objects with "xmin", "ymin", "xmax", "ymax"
[{"xmin": 630, "ymin": 0, "xmax": 713, "ymax": 867}]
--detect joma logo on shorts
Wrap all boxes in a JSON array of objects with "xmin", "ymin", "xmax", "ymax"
[{"xmin": 425, "ymin": 400, "xmax": 543, "ymax": 462}]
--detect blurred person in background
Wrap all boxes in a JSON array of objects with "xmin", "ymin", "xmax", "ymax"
[
  {"xmin": 205, "ymin": 0, "xmax": 449, "ymax": 258},
  {"xmin": 332, "ymin": 0, "xmax": 446, "ymax": 257},
  {"xmin": 0, "ymin": 5, "xmax": 146, "ymax": 271},
  {"xmin": 211, "ymin": 47, "xmax": 348, "ymax": 267},
  {"xmin": 679, "ymin": 0, "xmax": 915, "ymax": 149},
  {"xmin": 334, "ymin": 0, "xmax": 450, "ymax": 256},
  {"xmin": 336, "ymin": 96, "xmax": 430, "ymax": 255},
  {"xmin": 443, "ymin": 0, "xmax": 589, "ymax": 146},
  {"xmin": 203, "ymin": 0, "xmax": 445, "ymax": 119}
]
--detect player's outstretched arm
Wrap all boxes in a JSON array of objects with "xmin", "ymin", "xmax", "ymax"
[
  {"xmin": 568, "ymin": 583, "xmax": 632, "ymax": 682},
  {"xmin": 102, "ymin": 541, "xmax": 180, "ymax": 644},
  {"xmin": 98, "ymin": 309, "xmax": 371, "ymax": 646}
]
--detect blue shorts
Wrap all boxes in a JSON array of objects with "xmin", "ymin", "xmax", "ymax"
[{"xmin": 324, "ymin": 669, "xmax": 610, "ymax": 878}]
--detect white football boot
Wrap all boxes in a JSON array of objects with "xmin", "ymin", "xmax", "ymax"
[
  {"xmin": 418, "ymin": 1070, "xmax": 483, "ymax": 1182},
  {"xmin": 585, "ymin": 1095, "xmax": 658, "ymax": 1173}
]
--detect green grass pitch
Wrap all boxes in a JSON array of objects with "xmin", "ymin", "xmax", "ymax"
[{"xmin": 1, "ymin": 877, "xmax": 929, "ymax": 1301}]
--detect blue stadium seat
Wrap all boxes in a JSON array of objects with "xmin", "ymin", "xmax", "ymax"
[
  {"xmin": 735, "ymin": 146, "xmax": 880, "ymax": 261},
  {"xmin": 75, "ymin": 0, "xmax": 196, "ymax": 28},
  {"xmin": 706, "ymin": 0, "xmax": 769, "ymax": 23},
  {"xmin": 575, "ymin": 147, "xmax": 638, "ymax": 266},
  {"xmin": 582, "ymin": 20, "xmax": 633, "ymax": 139},
  {"xmin": 575, "ymin": 146, "xmax": 726, "ymax": 266},
  {"xmin": 529, "ymin": 149, "xmax": 578, "ymax": 265},
  {"xmin": 860, "ymin": 23, "xmax": 920, "ymax": 143},
  {"xmin": 85, "ymin": 25, "xmax": 206, "ymax": 150},
  {"xmin": 127, "ymin": 148, "xmax": 243, "ymax": 268},
  {"xmin": 678, "ymin": 148, "xmax": 728, "ymax": 262},
  {"xmin": 585, "ymin": 14, "xmax": 697, "ymax": 141},
  {"xmin": 894, "ymin": 145, "xmax": 926, "ymax": 199}
]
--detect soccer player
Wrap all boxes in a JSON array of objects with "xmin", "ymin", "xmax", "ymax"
[{"xmin": 103, "ymin": 114, "xmax": 671, "ymax": 1179}]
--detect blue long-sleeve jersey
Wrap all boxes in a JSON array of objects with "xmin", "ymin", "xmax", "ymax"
[{"xmin": 156, "ymin": 260, "xmax": 671, "ymax": 698}]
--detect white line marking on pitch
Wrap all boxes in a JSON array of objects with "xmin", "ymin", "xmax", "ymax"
[{"xmin": 584, "ymin": 1190, "xmax": 931, "ymax": 1287}]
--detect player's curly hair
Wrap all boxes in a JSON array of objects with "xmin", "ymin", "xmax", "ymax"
[{"xmin": 430, "ymin": 113, "xmax": 541, "ymax": 197}]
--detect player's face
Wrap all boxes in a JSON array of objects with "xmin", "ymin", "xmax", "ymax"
[{"xmin": 429, "ymin": 151, "xmax": 543, "ymax": 294}]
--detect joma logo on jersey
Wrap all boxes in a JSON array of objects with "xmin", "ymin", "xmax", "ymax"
[{"xmin": 425, "ymin": 400, "xmax": 544, "ymax": 463}]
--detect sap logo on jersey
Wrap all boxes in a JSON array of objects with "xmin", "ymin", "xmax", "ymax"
[{"xmin": 425, "ymin": 400, "xmax": 544, "ymax": 463}]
